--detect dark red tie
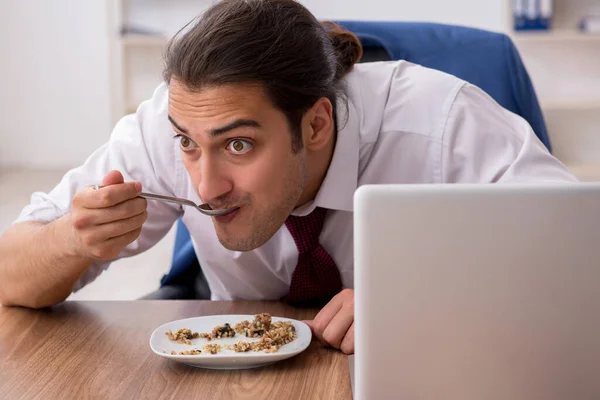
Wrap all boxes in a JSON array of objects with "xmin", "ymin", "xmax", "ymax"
[{"xmin": 282, "ymin": 207, "xmax": 343, "ymax": 307}]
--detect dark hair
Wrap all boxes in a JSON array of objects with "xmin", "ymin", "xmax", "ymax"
[{"xmin": 163, "ymin": 0, "xmax": 363, "ymax": 152}]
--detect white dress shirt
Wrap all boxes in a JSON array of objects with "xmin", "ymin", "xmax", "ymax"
[{"xmin": 15, "ymin": 61, "xmax": 577, "ymax": 300}]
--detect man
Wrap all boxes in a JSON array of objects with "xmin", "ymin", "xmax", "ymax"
[{"xmin": 0, "ymin": 0, "xmax": 576, "ymax": 355}]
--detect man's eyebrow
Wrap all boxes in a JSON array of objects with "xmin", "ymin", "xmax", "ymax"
[
  {"xmin": 210, "ymin": 119, "xmax": 261, "ymax": 137},
  {"xmin": 168, "ymin": 115, "xmax": 188, "ymax": 134}
]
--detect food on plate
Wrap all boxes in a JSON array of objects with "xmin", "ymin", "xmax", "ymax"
[
  {"xmin": 197, "ymin": 322, "xmax": 237, "ymax": 341},
  {"xmin": 203, "ymin": 344, "xmax": 222, "ymax": 354},
  {"xmin": 171, "ymin": 349, "xmax": 202, "ymax": 355},
  {"xmin": 165, "ymin": 328, "xmax": 200, "ymax": 345},
  {"xmin": 234, "ymin": 312, "xmax": 272, "ymax": 337},
  {"xmin": 226, "ymin": 320, "xmax": 296, "ymax": 353},
  {"xmin": 211, "ymin": 323, "xmax": 237, "ymax": 339},
  {"xmin": 164, "ymin": 313, "xmax": 297, "ymax": 355}
]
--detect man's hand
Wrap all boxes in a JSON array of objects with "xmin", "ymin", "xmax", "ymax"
[
  {"xmin": 304, "ymin": 288, "xmax": 354, "ymax": 354},
  {"xmin": 68, "ymin": 170, "xmax": 147, "ymax": 261}
]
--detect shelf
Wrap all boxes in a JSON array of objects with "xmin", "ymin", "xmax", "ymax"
[
  {"xmin": 511, "ymin": 29, "xmax": 600, "ymax": 43},
  {"xmin": 120, "ymin": 30, "xmax": 600, "ymax": 47},
  {"xmin": 565, "ymin": 163, "xmax": 600, "ymax": 182},
  {"xmin": 541, "ymin": 100, "xmax": 600, "ymax": 111},
  {"xmin": 121, "ymin": 34, "xmax": 169, "ymax": 47}
]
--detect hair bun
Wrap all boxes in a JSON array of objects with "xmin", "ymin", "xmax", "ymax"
[{"xmin": 321, "ymin": 21, "xmax": 363, "ymax": 80}]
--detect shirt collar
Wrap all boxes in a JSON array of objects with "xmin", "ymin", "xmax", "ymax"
[{"xmin": 291, "ymin": 99, "xmax": 360, "ymax": 216}]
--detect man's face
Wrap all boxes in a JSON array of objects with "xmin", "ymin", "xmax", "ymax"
[{"xmin": 168, "ymin": 80, "xmax": 307, "ymax": 251}]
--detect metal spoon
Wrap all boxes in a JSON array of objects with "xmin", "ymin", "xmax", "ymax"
[{"xmin": 93, "ymin": 184, "xmax": 238, "ymax": 216}]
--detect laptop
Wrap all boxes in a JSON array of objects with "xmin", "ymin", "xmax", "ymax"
[{"xmin": 353, "ymin": 183, "xmax": 600, "ymax": 400}]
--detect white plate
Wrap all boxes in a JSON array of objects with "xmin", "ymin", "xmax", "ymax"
[{"xmin": 149, "ymin": 314, "xmax": 312, "ymax": 370}]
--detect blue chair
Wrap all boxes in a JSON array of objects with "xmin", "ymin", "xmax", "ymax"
[
  {"xmin": 336, "ymin": 21, "xmax": 550, "ymax": 150},
  {"xmin": 153, "ymin": 22, "xmax": 550, "ymax": 298}
]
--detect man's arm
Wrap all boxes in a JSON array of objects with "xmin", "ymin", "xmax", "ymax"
[
  {"xmin": 0, "ymin": 172, "xmax": 146, "ymax": 308},
  {"xmin": 0, "ymin": 84, "xmax": 182, "ymax": 308},
  {"xmin": 0, "ymin": 218, "xmax": 91, "ymax": 308}
]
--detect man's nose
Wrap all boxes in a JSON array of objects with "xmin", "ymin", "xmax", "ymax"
[{"xmin": 196, "ymin": 157, "xmax": 233, "ymax": 205}]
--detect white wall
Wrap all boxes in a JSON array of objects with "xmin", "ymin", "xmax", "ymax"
[
  {"xmin": 299, "ymin": 0, "xmax": 507, "ymax": 32},
  {"xmin": 0, "ymin": 1, "xmax": 114, "ymax": 169}
]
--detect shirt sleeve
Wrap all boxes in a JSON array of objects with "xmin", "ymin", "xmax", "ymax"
[
  {"xmin": 13, "ymin": 84, "xmax": 183, "ymax": 291},
  {"xmin": 441, "ymin": 83, "xmax": 578, "ymax": 183}
]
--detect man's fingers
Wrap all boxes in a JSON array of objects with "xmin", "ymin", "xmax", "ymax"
[
  {"xmin": 85, "ymin": 182, "xmax": 142, "ymax": 209},
  {"xmin": 89, "ymin": 227, "xmax": 143, "ymax": 260},
  {"xmin": 106, "ymin": 226, "xmax": 143, "ymax": 248},
  {"xmin": 302, "ymin": 320, "xmax": 321, "ymax": 342},
  {"xmin": 101, "ymin": 170, "xmax": 125, "ymax": 186},
  {"xmin": 321, "ymin": 307, "xmax": 354, "ymax": 349},
  {"xmin": 84, "ymin": 211, "xmax": 147, "ymax": 245},
  {"xmin": 311, "ymin": 298, "xmax": 344, "ymax": 342},
  {"xmin": 86, "ymin": 198, "xmax": 147, "ymax": 225},
  {"xmin": 302, "ymin": 319, "xmax": 314, "ymax": 332},
  {"xmin": 105, "ymin": 211, "xmax": 147, "ymax": 240},
  {"xmin": 68, "ymin": 171, "xmax": 146, "ymax": 260},
  {"xmin": 339, "ymin": 322, "xmax": 354, "ymax": 355}
]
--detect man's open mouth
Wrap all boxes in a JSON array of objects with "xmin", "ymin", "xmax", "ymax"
[
  {"xmin": 210, "ymin": 206, "xmax": 240, "ymax": 217},
  {"xmin": 220, "ymin": 207, "xmax": 239, "ymax": 216}
]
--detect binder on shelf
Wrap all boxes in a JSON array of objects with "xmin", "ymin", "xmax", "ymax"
[{"xmin": 513, "ymin": 0, "xmax": 553, "ymax": 31}]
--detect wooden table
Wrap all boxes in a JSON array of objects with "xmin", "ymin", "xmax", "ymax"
[{"xmin": 0, "ymin": 301, "xmax": 352, "ymax": 399}]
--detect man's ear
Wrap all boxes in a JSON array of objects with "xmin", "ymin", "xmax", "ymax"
[{"xmin": 302, "ymin": 97, "xmax": 335, "ymax": 151}]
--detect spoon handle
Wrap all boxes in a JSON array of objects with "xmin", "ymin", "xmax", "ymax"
[
  {"xmin": 93, "ymin": 184, "xmax": 197, "ymax": 209},
  {"xmin": 138, "ymin": 192, "xmax": 197, "ymax": 208},
  {"xmin": 138, "ymin": 192, "xmax": 234, "ymax": 216}
]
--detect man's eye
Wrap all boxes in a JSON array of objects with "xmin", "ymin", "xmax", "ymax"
[
  {"xmin": 227, "ymin": 139, "xmax": 253, "ymax": 154},
  {"xmin": 175, "ymin": 135, "xmax": 197, "ymax": 151}
]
